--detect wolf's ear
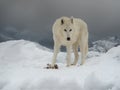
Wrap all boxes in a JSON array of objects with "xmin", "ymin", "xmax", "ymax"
[
  {"xmin": 61, "ymin": 19, "xmax": 64, "ymax": 25},
  {"xmin": 70, "ymin": 16, "xmax": 74, "ymax": 24}
]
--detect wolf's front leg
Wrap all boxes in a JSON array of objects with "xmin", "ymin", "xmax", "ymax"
[
  {"xmin": 66, "ymin": 45, "xmax": 72, "ymax": 67},
  {"xmin": 51, "ymin": 43, "xmax": 60, "ymax": 67},
  {"xmin": 72, "ymin": 43, "xmax": 79, "ymax": 65},
  {"xmin": 80, "ymin": 42, "xmax": 88, "ymax": 65}
]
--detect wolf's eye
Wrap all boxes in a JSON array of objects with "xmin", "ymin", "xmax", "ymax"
[
  {"xmin": 69, "ymin": 29, "xmax": 72, "ymax": 32},
  {"xmin": 64, "ymin": 29, "xmax": 67, "ymax": 32}
]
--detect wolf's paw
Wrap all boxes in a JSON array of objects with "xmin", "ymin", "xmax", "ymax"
[
  {"xmin": 80, "ymin": 63, "xmax": 84, "ymax": 65},
  {"xmin": 71, "ymin": 63, "xmax": 76, "ymax": 66},
  {"xmin": 66, "ymin": 64, "xmax": 71, "ymax": 67}
]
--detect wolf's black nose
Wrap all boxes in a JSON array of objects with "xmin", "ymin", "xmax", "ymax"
[{"xmin": 67, "ymin": 37, "xmax": 70, "ymax": 41}]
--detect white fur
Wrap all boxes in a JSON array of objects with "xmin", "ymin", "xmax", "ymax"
[{"xmin": 51, "ymin": 16, "xmax": 88, "ymax": 67}]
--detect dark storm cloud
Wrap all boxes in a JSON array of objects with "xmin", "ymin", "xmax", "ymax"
[{"xmin": 0, "ymin": 0, "xmax": 120, "ymax": 48}]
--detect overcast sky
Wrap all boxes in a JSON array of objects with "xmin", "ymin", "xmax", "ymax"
[{"xmin": 0, "ymin": 0, "xmax": 120, "ymax": 48}]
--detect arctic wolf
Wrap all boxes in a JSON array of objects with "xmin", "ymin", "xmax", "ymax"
[{"xmin": 51, "ymin": 16, "xmax": 88, "ymax": 67}]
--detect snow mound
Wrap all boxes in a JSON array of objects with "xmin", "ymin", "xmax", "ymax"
[
  {"xmin": 0, "ymin": 40, "xmax": 52, "ymax": 64},
  {"xmin": 0, "ymin": 40, "xmax": 120, "ymax": 90}
]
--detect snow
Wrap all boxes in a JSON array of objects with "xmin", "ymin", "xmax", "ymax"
[
  {"xmin": 0, "ymin": 40, "xmax": 120, "ymax": 90},
  {"xmin": 89, "ymin": 36, "xmax": 120, "ymax": 52}
]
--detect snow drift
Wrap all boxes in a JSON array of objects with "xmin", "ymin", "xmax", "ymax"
[{"xmin": 0, "ymin": 40, "xmax": 120, "ymax": 90}]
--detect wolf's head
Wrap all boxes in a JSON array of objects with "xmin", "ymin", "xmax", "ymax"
[{"xmin": 60, "ymin": 17, "xmax": 75, "ymax": 42}]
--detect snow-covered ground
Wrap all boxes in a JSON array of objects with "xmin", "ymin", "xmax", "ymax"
[{"xmin": 0, "ymin": 40, "xmax": 120, "ymax": 90}]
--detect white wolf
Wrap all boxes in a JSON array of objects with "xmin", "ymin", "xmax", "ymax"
[{"xmin": 51, "ymin": 16, "xmax": 88, "ymax": 67}]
